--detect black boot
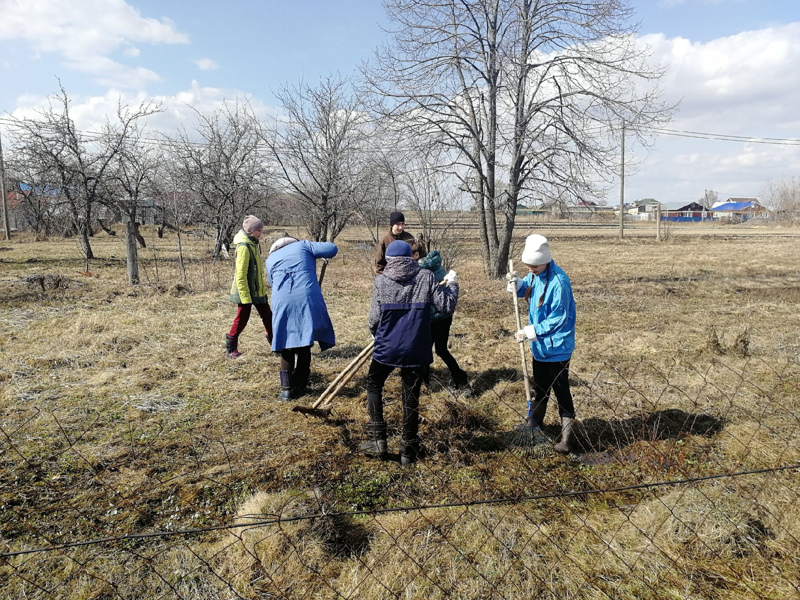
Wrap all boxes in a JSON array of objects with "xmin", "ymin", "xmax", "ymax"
[
  {"xmin": 278, "ymin": 370, "xmax": 293, "ymax": 401},
  {"xmin": 452, "ymin": 368, "xmax": 469, "ymax": 388},
  {"xmin": 400, "ymin": 437, "xmax": 420, "ymax": 466},
  {"xmin": 359, "ymin": 422, "xmax": 388, "ymax": 460},
  {"xmin": 225, "ymin": 334, "xmax": 241, "ymax": 358},
  {"xmin": 293, "ymin": 366, "xmax": 310, "ymax": 398}
]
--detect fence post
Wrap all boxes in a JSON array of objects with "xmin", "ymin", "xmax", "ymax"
[
  {"xmin": 656, "ymin": 204, "xmax": 661, "ymax": 242},
  {"xmin": 0, "ymin": 131, "xmax": 10, "ymax": 241}
]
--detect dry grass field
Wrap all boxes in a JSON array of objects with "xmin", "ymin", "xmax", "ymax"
[{"xmin": 1, "ymin": 220, "xmax": 799, "ymax": 599}]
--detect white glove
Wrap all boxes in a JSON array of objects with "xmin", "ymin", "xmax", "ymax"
[
  {"xmin": 506, "ymin": 275, "xmax": 523, "ymax": 293},
  {"xmin": 443, "ymin": 270, "xmax": 458, "ymax": 285},
  {"xmin": 514, "ymin": 325, "xmax": 537, "ymax": 342}
]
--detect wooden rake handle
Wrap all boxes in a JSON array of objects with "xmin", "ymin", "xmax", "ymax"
[
  {"xmin": 310, "ymin": 340, "xmax": 374, "ymax": 410},
  {"xmin": 509, "ymin": 259, "xmax": 533, "ymax": 409}
]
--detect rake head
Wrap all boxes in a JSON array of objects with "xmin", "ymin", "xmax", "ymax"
[{"xmin": 508, "ymin": 420, "xmax": 552, "ymax": 458}]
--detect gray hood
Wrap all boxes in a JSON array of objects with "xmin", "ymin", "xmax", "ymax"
[{"xmin": 383, "ymin": 257, "xmax": 420, "ymax": 283}]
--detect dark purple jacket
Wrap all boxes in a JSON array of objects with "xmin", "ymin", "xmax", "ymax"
[{"xmin": 368, "ymin": 257, "xmax": 459, "ymax": 367}]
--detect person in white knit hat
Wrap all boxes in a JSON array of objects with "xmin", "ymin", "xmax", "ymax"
[{"xmin": 506, "ymin": 233, "xmax": 578, "ymax": 453}]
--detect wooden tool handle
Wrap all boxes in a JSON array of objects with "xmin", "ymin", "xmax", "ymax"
[
  {"xmin": 509, "ymin": 259, "xmax": 533, "ymax": 406},
  {"xmin": 311, "ymin": 340, "xmax": 374, "ymax": 409}
]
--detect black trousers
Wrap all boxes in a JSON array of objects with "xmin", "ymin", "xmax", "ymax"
[
  {"xmin": 529, "ymin": 359, "xmax": 575, "ymax": 427},
  {"xmin": 366, "ymin": 359, "xmax": 424, "ymax": 442},
  {"xmin": 431, "ymin": 316, "xmax": 464, "ymax": 379},
  {"xmin": 279, "ymin": 346, "xmax": 311, "ymax": 373}
]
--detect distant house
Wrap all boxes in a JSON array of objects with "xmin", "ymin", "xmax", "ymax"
[
  {"xmin": 662, "ymin": 202, "xmax": 714, "ymax": 222},
  {"xmin": 711, "ymin": 199, "xmax": 771, "ymax": 221}
]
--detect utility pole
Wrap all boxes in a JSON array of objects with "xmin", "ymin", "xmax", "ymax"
[
  {"xmin": 618, "ymin": 121, "xmax": 625, "ymax": 240},
  {"xmin": 0, "ymin": 131, "xmax": 10, "ymax": 241}
]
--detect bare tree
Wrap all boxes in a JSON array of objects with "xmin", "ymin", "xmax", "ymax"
[
  {"xmin": 400, "ymin": 146, "xmax": 471, "ymax": 267},
  {"xmin": 265, "ymin": 75, "xmax": 371, "ymax": 242},
  {"xmin": 762, "ymin": 177, "xmax": 800, "ymax": 223},
  {"xmin": 8, "ymin": 83, "xmax": 159, "ymax": 263},
  {"xmin": 105, "ymin": 117, "xmax": 164, "ymax": 285},
  {"xmin": 701, "ymin": 189, "xmax": 719, "ymax": 209},
  {"xmin": 352, "ymin": 145, "xmax": 405, "ymax": 244},
  {"xmin": 172, "ymin": 100, "xmax": 273, "ymax": 257},
  {"xmin": 3, "ymin": 158, "xmax": 61, "ymax": 239},
  {"xmin": 366, "ymin": 0, "xmax": 673, "ymax": 277}
]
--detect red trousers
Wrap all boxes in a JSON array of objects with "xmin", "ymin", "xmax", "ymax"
[{"xmin": 229, "ymin": 303, "xmax": 273, "ymax": 338}]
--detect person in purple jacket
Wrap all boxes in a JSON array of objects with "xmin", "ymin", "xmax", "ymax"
[
  {"xmin": 266, "ymin": 235, "xmax": 338, "ymax": 401},
  {"xmin": 363, "ymin": 240, "xmax": 459, "ymax": 465}
]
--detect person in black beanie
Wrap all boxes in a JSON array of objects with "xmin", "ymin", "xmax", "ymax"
[{"xmin": 374, "ymin": 210, "xmax": 414, "ymax": 275}]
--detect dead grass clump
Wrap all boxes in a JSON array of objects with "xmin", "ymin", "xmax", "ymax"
[
  {"xmin": 214, "ymin": 489, "xmax": 369, "ymax": 597},
  {"xmin": 168, "ymin": 282, "xmax": 192, "ymax": 296},
  {"xmin": 705, "ymin": 325, "xmax": 725, "ymax": 355},
  {"xmin": 22, "ymin": 272, "xmax": 75, "ymax": 292},
  {"xmin": 732, "ymin": 328, "xmax": 751, "ymax": 357}
]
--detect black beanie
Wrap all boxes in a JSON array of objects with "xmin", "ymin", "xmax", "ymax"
[{"xmin": 389, "ymin": 211, "xmax": 405, "ymax": 226}]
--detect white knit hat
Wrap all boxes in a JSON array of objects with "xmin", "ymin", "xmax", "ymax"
[
  {"xmin": 520, "ymin": 234, "xmax": 552, "ymax": 266},
  {"xmin": 269, "ymin": 235, "xmax": 298, "ymax": 254}
]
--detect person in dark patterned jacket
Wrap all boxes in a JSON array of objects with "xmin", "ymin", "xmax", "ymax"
[{"xmin": 363, "ymin": 240, "xmax": 459, "ymax": 465}]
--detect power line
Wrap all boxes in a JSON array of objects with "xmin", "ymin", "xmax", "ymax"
[
  {"xmin": 652, "ymin": 127, "xmax": 800, "ymax": 146},
  {"xmin": 2, "ymin": 462, "xmax": 797, "ymax": 559}
]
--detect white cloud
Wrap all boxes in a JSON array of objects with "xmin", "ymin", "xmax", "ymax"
[
  {"xmin": 624, "ymin": 23, "xmax": 800, "ymax": 203},
  {"xmin": 194, "ymin": 58, "xmax": 219, "ymax": 71},
  {"xmin": 9, "ymin": 81, "xmax": 280, "ymax": 138},
  {"xmin": 0, "ymin": 0, "xmax": 188, "ymax": 88}
]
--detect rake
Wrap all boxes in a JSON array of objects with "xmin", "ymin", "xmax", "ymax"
[
  {"xmin": 507, "ymin": 259, "xmax": 551, "ymax": 456},
  {"xmin": 292, "ymin": 340, "xmax": 374, "ymax": 417}
]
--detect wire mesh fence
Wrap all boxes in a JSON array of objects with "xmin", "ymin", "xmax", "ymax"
[{"xmin": 2, "ymin": 355, "xmax": 799, "ymax": 599}]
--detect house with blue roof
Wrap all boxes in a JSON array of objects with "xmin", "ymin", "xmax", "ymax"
[{"xmin": 711, "ymin": 198, "xmax": 771, "ymax": 221}]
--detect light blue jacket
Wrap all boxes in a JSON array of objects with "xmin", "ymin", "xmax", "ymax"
[
  {"xmin": 515, "ymin": 261, "xmax": 576, "ymax": 362},
  {"xmin": 266, "ymin": 241, "xmax": 338, "ymax": 352}
]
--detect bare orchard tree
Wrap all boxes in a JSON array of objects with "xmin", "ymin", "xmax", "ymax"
[
  {"xmin": 3, "ymin": 157, "xmax": 61, "ymax": 239},
  {"xmin": 8, "ymin": 84, "xmax": 160, "ymax": 262},
  {"xmin": 762, "ymin": 177, "xmax": 800, "ymax": 223},
  {"xmin": 172, "ymin": 100, "xmax": 273, "ymax": 257},
  {"xmin": 365, "ymin": 0, "xmax": 673, "ymax": 277},
  {"xmin": 105, "ymin": 121, "xmax": 165, "ymax": 285},
  {"xmin": 265, "ymin": 75, "xmax": 371, "ymax": 242}
]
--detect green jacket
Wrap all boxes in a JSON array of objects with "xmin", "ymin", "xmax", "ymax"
[{"xmin": 229, "ymin": 229, "xmax": 268, "ymax": 305}]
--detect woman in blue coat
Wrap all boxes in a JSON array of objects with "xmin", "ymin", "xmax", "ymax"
[
  {"xmin": 507, "ymin": 234, "xmax": 577, "ymax": 453},
  {"xmin": 266, "ymin": 235, "xmax": 338, "ymax": 400}
]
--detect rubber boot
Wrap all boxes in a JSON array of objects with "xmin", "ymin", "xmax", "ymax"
[
  {"xmin": 293, "ymin": 366, "xmax": 310, "ymax": 398},
  {"xmin": 553, "ymin": 417, "xmax": 577, "ymax": 454},
  {"xmin": 278, "ymin": 370, "xmax": 293, "ymax": 401},
  {"xmin": 225, "ymin": 334, "xmax": 241, "ymax": 358},
  {"xmin": 359, "ymin": 422, "xmax": 388, "ymax": 460},
  {"xmin": 400, "ymin": 437, "xmax": 420, "ymax": 466}
]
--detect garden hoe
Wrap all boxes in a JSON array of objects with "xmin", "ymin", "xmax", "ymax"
[{"xmin": 508, "ymin": 259, "xmax": 551, "ymax": 456}]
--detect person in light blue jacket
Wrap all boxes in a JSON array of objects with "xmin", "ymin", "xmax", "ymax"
[
  {"xmin": 507, "ymin": 234, "xmax": 577, "ymax": 453},
  {"xmin": 266, "ymin": 235, "xmax": 338, "ymax": 400}
]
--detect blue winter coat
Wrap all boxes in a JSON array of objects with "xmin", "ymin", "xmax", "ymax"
[
  {"xmin": 369, "ymin": 257, "xmax": 459, "ymax": 367},
  {"xmin": 418, "ymin": 250, "xmax": 449, "ymax": 321},
  {"xmin": 266, "ymin": 241, "xmax": 338, "ymax": 352},
  {"xmin": 515, "ymin": 261, "xmax": 576, "ymax": 362}
]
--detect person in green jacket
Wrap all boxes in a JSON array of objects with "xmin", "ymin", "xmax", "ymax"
[{"xmin": 226, "ymin": 215, "xmax": 273, "ymax": 358}]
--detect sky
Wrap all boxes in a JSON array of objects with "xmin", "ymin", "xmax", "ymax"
[{"xmin": 0, "ymin": 0, "xmax": 799, "ymax": 207}]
